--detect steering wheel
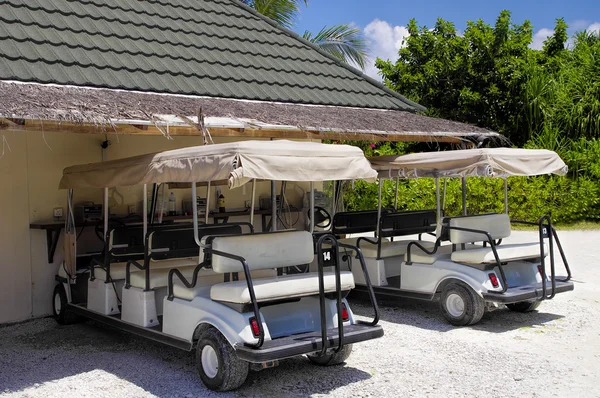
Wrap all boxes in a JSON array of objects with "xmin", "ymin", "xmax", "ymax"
[{"xmin": 307, "ymin": 206, "xmax": 332, "ymax": 229}]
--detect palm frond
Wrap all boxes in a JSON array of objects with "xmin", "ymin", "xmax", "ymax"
[
  {"xmin": 249, "ymin": 0, "xmax": 307, "ymax": 29},
  {"xmin": 303, "ymin": 24, "xmax": 369, "ymax": 69}
]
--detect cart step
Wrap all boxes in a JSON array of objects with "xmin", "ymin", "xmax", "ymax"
[{"xmin": 235, "ymin": 324, "xmax": 383, "ymax": 363}]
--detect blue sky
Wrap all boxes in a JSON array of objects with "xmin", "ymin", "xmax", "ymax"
[{"xmin": 294, "ymin": 0, "xmax": 600, "ymax": 78}]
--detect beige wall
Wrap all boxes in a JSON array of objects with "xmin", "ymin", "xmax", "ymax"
[
  {"xmin": 0, "ymin": 131, "xmax": 32, "ymax": 323},
  {"xmin": 0, "ymin": 130, "xmax": 311, "ymax": 323}
]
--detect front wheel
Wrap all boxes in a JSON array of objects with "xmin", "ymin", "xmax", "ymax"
[
  {"xmin": 196, "ymin": 327, "xmax": 249, "ymax": 391},
  {"xmin": 52, "ymin": 284, "xmax": 78, "ymax": 325},
  {"xmin": 506, "ymin": 301, "xmax": 541, "ymax": 312},
  {"xmin": 307, "ymin": 344, "xmax": 353, "ymax": 366},
  {"xmin": 440, "ymin": 283, "xmax": 485, "ymax": 326}
]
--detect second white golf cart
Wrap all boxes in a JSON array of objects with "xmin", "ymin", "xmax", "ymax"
[
  {"xmin": 335, "ymin": 148, "xmax": 574, "ymax": 325},
  {"xmin": 53, "ymin": 140, "xmax": 382, "ymax": 391}
]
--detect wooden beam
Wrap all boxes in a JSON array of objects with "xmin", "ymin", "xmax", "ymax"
[{"xmin": 1, "ymin": 119, "xmax": 465, "ymax": 144}]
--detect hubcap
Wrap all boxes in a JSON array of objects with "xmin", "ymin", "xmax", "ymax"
[
  {"xmin": 446, "ymin": 293, "xmax": 465, "ymax": 318},
  {"xmin": 54, "ymin": 292, "xmax": 62, "ymax": 315},
  {"xmin": 201, "ymin": 345, "xmax": 219, "ymax": 378}
]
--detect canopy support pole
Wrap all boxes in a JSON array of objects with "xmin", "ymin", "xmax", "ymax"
[
  {"xmin": 250, "ymin": 179, "xmax": 256, "ymax": 226},
  {"xmin": 271, "ymin": 181, "xmax": 277, "ymax": 231},
  {"xmin": 205, "ymin": 182, "xmax": 211, "ymax": 224},
  {"xmin": 142, "ymin": 184, "xmax": 147, "ymax": 239},
  {"xmin": 461, "ymin": 176, "xmax": 467, "ymax": 216},
  {"xmin": 442, "ymin": 178, "xmax": 447, "ymax": 212},
  {"xmin": 192, "ymin": 182, "xmax": 200, "ymax": 246},
  {"xmin": 376, "ymin": 179, "xmax": 383, "ymax": 238},
  {"xmin": 332, "ymin": 181, "xmax": 336, "ymax": 217},
  {"xmin": 103, "ymin": 187, "xmax": 109, "ymax": 242},
  {"xmin": 310, "ymin": 181, "xmax": 315, "ymax": 233},
  {"xmin": 504, "ymin": 178, "xmax": 509, "ymax": 214},
  {"xmin": 394, "ymin": 176, "xmax": 399, "ymax": 211},
  {"xmin": 158, "ymin": 184, "xmax": 165, "ymax": 224},
  {"xmin": 149, "ymin": 183, "xmax": 158, "ymax": 225},
  {"xmin": 435, "ymin": 178, "xmax": 441, "ymax": 224}
]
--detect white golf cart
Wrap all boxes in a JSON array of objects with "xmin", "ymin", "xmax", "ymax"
[
  {"xmin": 52, "ymin": 140, "xmax": 382, "ymax": 391},
  {"xmin": 332, "ymin": 148, "xmax": 574, "ymax": 326}
]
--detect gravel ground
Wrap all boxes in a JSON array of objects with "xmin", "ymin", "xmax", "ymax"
[{"xmin": 1, "ymin": 230, "xmax": 599, "ymax": 398}]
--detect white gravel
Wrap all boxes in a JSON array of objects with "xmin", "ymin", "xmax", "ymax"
[{"xmin": 1, "ymin": 230, "xmax": 599, "ymax": 397}]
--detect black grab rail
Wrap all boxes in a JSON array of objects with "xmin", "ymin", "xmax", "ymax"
[
  {"xmin": 439, "ymin": 226, "xmax": 510, "ymax": 294},
  {"xmin": 316, "ymin": 234, "xmax": 344, "ymax": 355},
  {"xmin": 512, "ymin": 216, "xmax": 560, "ymax": 300},
  {"xmin": 202, "ymin": 248, "xmax": 265, "ymax": 348},
  {"xmin": 316, "ymin": 234, "xmax": 380, "ymax": 356}
]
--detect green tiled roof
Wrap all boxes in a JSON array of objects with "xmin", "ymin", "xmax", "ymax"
[{"xmin": 0, "ymin": 0, "xmax": 424, "ymax": 112}]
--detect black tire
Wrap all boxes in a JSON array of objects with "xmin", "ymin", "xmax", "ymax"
[
  {"xmin": 440, "ymin": 282, "xmax": 485, "ymax": 326},
  {"xmin": 52, "ymin": 284, "xmax": 78, "ymax": 325},
  {"xmin": 506, "ymin": 301, "xmax": 541, "ymax": 312},
  {"xmin": 196, "ymin": 327, "xmax": 249, "ymax": 391},
  {"xmin": 307, "ymin": 344, "xmax": 353, "ymax": 366}
]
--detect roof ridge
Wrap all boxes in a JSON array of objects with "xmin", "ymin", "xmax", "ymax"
[
  {"xmin": 224, "ymin": 0, "xmax": 426, "ymax": 113},
  {"xmin": 0, "ymin": 34, "xmax": 361, "ymax": 80}
]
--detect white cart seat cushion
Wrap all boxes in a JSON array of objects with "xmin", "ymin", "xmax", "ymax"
[
  {"xmin": 94, "ymin": 258, "xmax": 197, "ymax": 281},
  {"xmin": 358, "ymin": 239, "xmax": 436, "ymax": 258},
  {"xmin": 210, "ymin": 271, "xmax": 355, "ymax": 304},
  {"xmin": 451, "ymin": 242, "xmax": 547, "ymax": 264},
  {"xmin": 404, "ymin": 244, "xmax": 454, "ymax": 264},
  {"xmin": 172, "ymin": 269, "xmax": 277, "ymax": 301},
  {"xmin": 448, "ymin": 214, "xmax": 511, "ymax": 244},
  {"xmin": 211, "ymin": 230, "xmax": 314, "ymax": 273}
]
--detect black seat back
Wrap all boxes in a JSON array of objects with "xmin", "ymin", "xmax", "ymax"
[
  {"xmin": 332, "ymin": 209, "xmax": 392, "ymax": 235},
  {"xmin": 109, "ymin": 226, "xmax": 145, "ymax": 261},
  {"xmin": 149, "ymin": 224, "xmax": 244, "ymax": 261},
  {"xmin": 379, "ymin": 210, "xmax": 437, "ymax": 238}
]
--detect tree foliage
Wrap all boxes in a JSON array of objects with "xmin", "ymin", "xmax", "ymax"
[
  {"xmin": 376, "ymin": 11, "xmax": 600, "ymax": 147},
  {"xmin": 341, "ymin": 11, "xmax": 600, "ymax": 223}
]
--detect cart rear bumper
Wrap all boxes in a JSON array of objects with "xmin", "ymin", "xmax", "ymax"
[
  {"xmin": 483, "ymin": 280, "xmax": 574, "ymax": 303},
  {"xmin": 235, "ymin": 323, "xmax": 383, "ymax": 363}
]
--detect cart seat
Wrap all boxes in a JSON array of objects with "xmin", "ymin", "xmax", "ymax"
[
  {"xmin": 210, "ymin": 271, "xmax": 355, "ymax": 304},
  {"xmin": 129, "ymin": 265, "xmax": 207, "ymax": 290},
  {"xmin": 451, "ymin": 242, "xmax": 547, "ymax": 264},
  {"xmin": 94, "ymin": 258, "xmax": 197, "ymax": 281},
  {"xmin": 198, "ymin": 230, "xmax": 354, "ymax": 304},
  {"xmin": 404, "ymin": 245, "xmax": 454, "ymax": 264},
  {"xmin": 172, "ymin": 269, "xmax": 279, "ymax": 300},
  {"xmin": 130, "ymin": 266, "xmax": 276, "ymax": 291},
  {"xmin": 359, "ymin": 239, "xmax": 436, "ymax": 258}
]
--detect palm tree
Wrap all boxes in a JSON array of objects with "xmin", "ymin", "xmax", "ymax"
[{"xmin": 240, "ymin": 0, "xmax": 368, "ymax": 69}]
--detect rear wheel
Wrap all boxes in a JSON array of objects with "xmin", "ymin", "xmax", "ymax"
[
  {"xmin": 506, "ymin": 301, "xmax": 541, "ymax": 312},
  {"xmin": 440, "ymin": 283, "xmax": 485, "ymax": 326},
  {"xmin": 307, "ymin": 344, "xmax": 353, "ymax": 366},
  {"xmin": 196, "ymin": 327, "xmax": 249, "ymax": 391},
  {"xmin": 52, "ymin": 284, "xmax": 78, "ymax": 325}
]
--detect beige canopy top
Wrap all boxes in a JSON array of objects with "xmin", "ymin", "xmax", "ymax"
[
  {"xmin": 59, "ymin": 140, "xmax": 377, "ymax": 189},
  {"xmin": 369, "ymin": 148, "xmax": 568, "ymax": 179}
]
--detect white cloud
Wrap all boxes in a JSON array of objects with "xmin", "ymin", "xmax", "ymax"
[
  {"xmin": 531, "ymin": 21, "xmax": 600, "ymax": 51},
  {"xmin": 571, "ymin": 20, "xmax": 590, "ymax": 31},
  {"xmin": 531, "ymin": 28, "xmax": 554, "ymax": 50},
  {"xmin": 363, "ymin": 19, "xmax": 410, "ymax": 79}
]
